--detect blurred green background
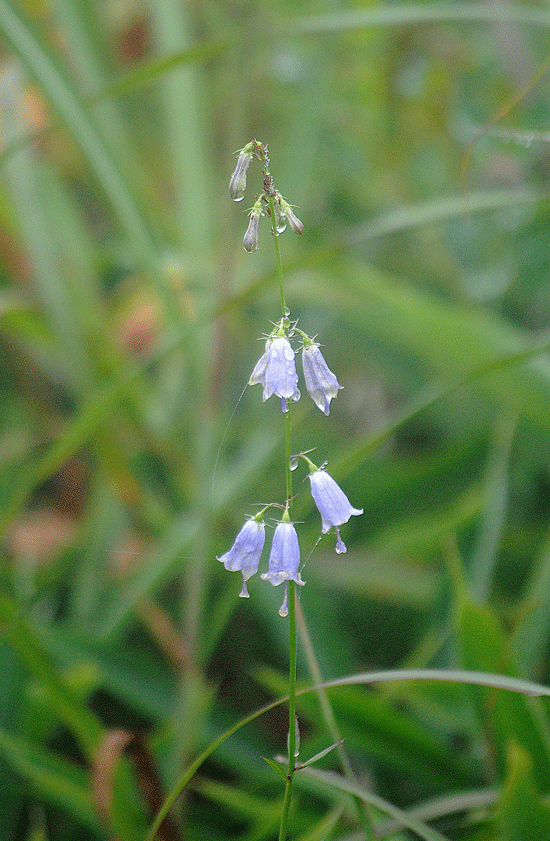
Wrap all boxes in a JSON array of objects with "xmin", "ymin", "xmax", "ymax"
[{"xmin": 3, "ymin": 1, "xmax": 550, "ymax": 839}]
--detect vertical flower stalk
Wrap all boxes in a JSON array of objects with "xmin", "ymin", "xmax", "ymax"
[{"xmin": 222, "ymin": 141, "xmax": 364, "ymax": 841}]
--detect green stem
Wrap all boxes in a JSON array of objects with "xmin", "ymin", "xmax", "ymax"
[
  {"xmin": 285, "ymin": 408, "xmax": 292, "ymax": 506},
  {"xmin": 268, "ymin": 178, "xmax": 297, "ymax": 841},
  {"xmin": 269, "ymin": 194, "xmax": 286, "ymax": 318},
  {"xmin": 279, "ymin": 579, "xmax": 297, "ymax": 841}
]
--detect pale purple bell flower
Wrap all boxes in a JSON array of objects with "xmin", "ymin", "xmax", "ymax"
[
  {"xmin": 249, "ymin": 336, "xmax": 300, "ymax": 412},
  {"xmin": 308, "ymin": 468, "xmax": 363, "ymax": 554},
  {"xmin": 217, "ymin": 517, "xmax": 265, "ymax": 598},
  {"xmin": 302, "ymin": 343, "xmax": 342, "ymax": 415},
  {"xmin": 261, "ymin": 521, "xmax": 305, "ymax": 587}
]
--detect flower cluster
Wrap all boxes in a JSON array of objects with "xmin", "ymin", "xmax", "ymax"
[
  {"xmin": 249, "ymin": 319, "xmax": 341, "ymax": 415},
  {"xmin": 218, "ymin": 506, "xmax": 304, "ymax": 616},
  {"xmin": 219, "ymin": 141, "xmax": 363, "ymax": 615},
  {"xmin": 218, "ymin": 454, "xmax": 362, "ymax": 614},
  {"xmin": 229, "ymin": 141, "xmax": 303, "ymax": 252}
]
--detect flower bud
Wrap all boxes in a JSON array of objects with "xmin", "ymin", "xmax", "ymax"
[
  {"xmin": 243, "ymin": 208, "xmax": 261, "ymax": 252},
  {"xmin": 229, "ymin": 150, "xmax": 253, "ymax": 202},
  {"xmin": 279, "ymin": 198, "xmax": 303, "ymax": 234}
]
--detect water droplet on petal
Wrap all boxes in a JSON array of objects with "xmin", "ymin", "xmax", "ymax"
[
  {"xmin": 233, "ymin": 195, "xmax": 245, "ymax": 202},
  {"xmin": 276, "ymin": 219, "xmax": 287, "ymax": 233},
  {"xmin": 335, "ymin": 530, "xmax": 347, "ymax": 554},
  {"xmin": 278, "ymin": 586, "xmax": 289, "ymax": 617}
]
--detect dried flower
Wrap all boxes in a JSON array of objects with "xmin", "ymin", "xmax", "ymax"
[
  {"xmin": 301, "ymin": 342, "xmax": 342, "ymax": 415},
  {"xmin": 308, "ymin": 466, "xmax": 363, "ymax": 553},
  {"xmin": 261, "ymin": 520, "xmax": 305, "ymax": 588},
  {"xmin": 243, "ymin": 207, "xmax": 261, "ymax": 252},
  {"xmin": 229, "ymin": 148, "xmax": 254, "ymax": 202},
  {"xmin": 217, "ymin": 516, "xmax": 265, "ymax": 597},
  {"xmin": 249, "ymin": 336, "xmax": 300, "ymax": 412}
]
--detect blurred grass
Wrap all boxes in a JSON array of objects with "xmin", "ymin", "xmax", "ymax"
[{"xmin": 2, "ymin": 0, "xmax": 550, "ymax": 839}]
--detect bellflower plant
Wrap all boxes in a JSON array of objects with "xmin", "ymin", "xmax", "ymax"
[{"xmin": 220, "ymin": 141, "xmax": 364, "ymax": 841}]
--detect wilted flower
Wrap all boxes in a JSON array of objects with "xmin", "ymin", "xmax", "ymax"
[
  {"xmin": 229, "ymin": 148, "xmax": 254, "ymax": 201},
  {"xmin": 279, "ymin": 197, "xmax": 303, "ymax": 234},
  {"xmin": 302, "ymin": 342, "xmax": 342, "ymax": 415},
  {"xmin": 217, "ymin": 516, "xmax": 265, "ymax": 598},
  {"xmin": 249, "ymin": 335, "xmax": 300, "ymax": 412},
  {"xmin": 243, "ymin": 207, "xmax": 261, "ymax": 252},
  {"xmin": 261, "ymin": 520, "xmax": 305, "ymax": 588},
  {"xmin": 308, "ymin": 466, "xmax": 363, "ymax": 553}
]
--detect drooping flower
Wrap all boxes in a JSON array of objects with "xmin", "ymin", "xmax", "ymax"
[
  {"xmin": 229, "ymin": 147, "xmax": 254, "ymax": 201},
  {"xmin": 217, "ymin": 516, "xmax": 265, "ymax": 598},
  {"xmin": 308, "ymin": 466, "xmax": 363, "ymax": 553},
  {"xmin": 278, "ymin": 197, "xmax": 304, "ymax": 234},
  {"xmin": 261, "ymin": 520, "xmax": 305, "ymax": 597},
  {"xmin": 249, "ymin": 336, "xmax": 300, "ymax": 412},
  {"xmin": 243, "ymin": 206, "xmax": 261, "ymax": 252},
  {"xmin": 301, "ymin": 341, "xmax": 342, "ymax": 415}
]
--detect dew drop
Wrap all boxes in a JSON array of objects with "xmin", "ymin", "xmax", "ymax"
[
  {"xmin": 233, "ymin": 195, "xmax": 245, "ymax": 202},
  {"xmin": 290, "ymin": 457, "xmax": 299, "ymax": 472},
  {"xmin": 278, "ymin": 586, "xmax": 289, "ymax": 617}
]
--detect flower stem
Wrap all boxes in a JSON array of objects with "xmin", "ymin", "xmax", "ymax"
[
  {"xmin": 269, "ymin": 194, "xmax": 287, "ymax": 318},
  {"xmin": 268, "ymin": 181, "xmax": 297, "ymax": 841},
  {"xmin": 279, "ymin": 579, "xmax": 297, "ymax": 841}
]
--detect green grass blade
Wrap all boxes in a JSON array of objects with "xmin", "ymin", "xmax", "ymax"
[
  {"xmin": 0, "ymin": 592, "xmax": 103, "ymax": 758},
  {"xmin": 0, "ymin": 0, "xmax": 178, "ymax": 316},
  {"xmin": 144, "ymin": 668, "xmax": 550, "ymax": 840},
  {"xmin": 299, "ymin": 767, "xmax": 451, "ymax": 841},
  {"xmin": 282, "ymin": 3, "xmax": 550, "ymax": 37},
  {"xmin": 0, "ymin": 727, "xmax": 101, "ymax": 833}
]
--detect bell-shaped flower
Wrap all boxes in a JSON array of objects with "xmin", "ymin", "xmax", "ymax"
[
  {"xmin": 229, "ymin": 148, "xmax": 254, "ymax": 201},
  {"xmin": 217, "ymin": 516, "xmax": 265, "ymax": 598},
  {"xmin": 249, "ymin": 335, "xmax": 300, "ymax": 412},
  {"xmin": 308, "ymin": 466, "xmax": 363, "ymax": 554},
  {"xmin": 302, "ymin": 342, "xmax": 342, "ymax": 415},
  {"xmin": 261, "ymin": 520, "xmax": 305, "ymax": 587},
  {"xmin": 243, "ymin": 206, "xmax": 261, "ymax": 252}
]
